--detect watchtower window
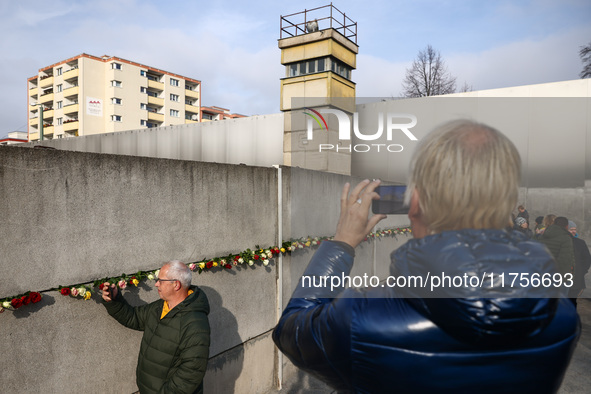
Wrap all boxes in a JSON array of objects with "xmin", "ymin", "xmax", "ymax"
[{"xmin": 286, "ymin": 57, "xmax": 351, "ymax": 80}]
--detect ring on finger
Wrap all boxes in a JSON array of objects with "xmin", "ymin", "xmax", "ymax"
[{"xmin": 355, "ymin": 198, "xmax": 362, "ymax": 204}]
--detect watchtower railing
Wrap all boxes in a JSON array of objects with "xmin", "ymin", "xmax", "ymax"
[{"xmin": 280, "ymin": 3, "xmax": 357, "ymax": 44}]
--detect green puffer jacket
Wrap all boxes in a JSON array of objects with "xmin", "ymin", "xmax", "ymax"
[
  {"xmin": 541, "ymin": 224, "xmax": 575, "ymax": 276},
  {"xmin": 104, "ymin": 286, "xmax": 210, "ymax": 394}
]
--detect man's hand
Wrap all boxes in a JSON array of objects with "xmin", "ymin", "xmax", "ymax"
[
  {"xmin": 101, "ymin": 283, "xmax": 118, "ymax": 302},
  {"xmin": 333, "ymin": 179, "xmax": 387, "ymax": 248}
]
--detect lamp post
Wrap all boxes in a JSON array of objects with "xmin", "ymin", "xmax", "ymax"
[{"xmin": 39, "ymin": 105, "xmax": 44, "ymax": 141}]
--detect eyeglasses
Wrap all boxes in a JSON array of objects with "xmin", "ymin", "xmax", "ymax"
[{"xmin": 156, "ymin": 278, "xmax": 178, "ymax": 283}]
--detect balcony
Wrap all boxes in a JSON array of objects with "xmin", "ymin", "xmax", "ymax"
[
  {"xmin": 185, "ymin": 89, "xmax": 199, "ymax": 99},
  {"xmin": 63, "ymin": 120, "xmax": 79, "ymax": 132},
  {"xmin": 64, "ymin": 103, "xmax": 79, "ymax": 114},
  {"xmin": 64, "ymin": 86, "xmax": 79, "ymax": 97},
  {"xmin": 43, "ymin": 126, "xmax": 54, "ymax": 136},
  {"xmin": 148, "ymin": 79, "xmax": 164, "ymax": 90},
  {"xmin": 63, "ymin": 68, "xmax": 79, "ymax": 79},
  {"xmin": 39, "ymin": 76, "xmax": 54, "ymax": 88},
  {"xmin": 185, "ymin": 118, "xmax": 198, "ymax": 124},
  {"xmin": 147, "ymin": 96, "xmax": 164, "ymax": 106},
  {"xmin": 148, "ymin": 112, "xmax": 164, "ymax": 122},
  {"xmin": 29, "ymin": 132, "xmax": 39, "ymax": 141},
  {"xmin": 29, "ymin": 117, "xmax": 39, "ymax": 127},
  {"xmin": 39, "ymin": 93, "xmax": 54, "ymax": 104},
  {"xmin": 185, "ymin": 103, "xmax": 199, "ymax": 112},
  {"xmin": 43, "ymin": 109, "xmax": 55, "ymax": 119}
]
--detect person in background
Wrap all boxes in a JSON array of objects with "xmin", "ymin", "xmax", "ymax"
[
  {"xmin": 102, "ymin": 261, "xmax": 210, "ymax": 394},
  {"xmin": 541, "ymin": 217, "xmax": 575, "ymax": 277},
  {"xmin": 517, "ymin": 204, "xmax": 530, "ymax": 227},
  {"xmin": 567, "ymin": 220, "xmax": 591, "ymax": 308},
  {"xmin": 514, "ymin": 216, "xmax": 533, "ymax": 239},
  {"xmin": 273, "ymin": 119, "xmax": 579, "ymax": 393}
]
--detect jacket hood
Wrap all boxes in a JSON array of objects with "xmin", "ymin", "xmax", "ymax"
[{"xmin": 391, "ymin": 229, "xmax": 560, "ymax": 346}]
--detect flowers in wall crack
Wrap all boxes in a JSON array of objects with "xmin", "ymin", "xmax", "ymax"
[{"xmin": 0, "ymin": 227, "xmax": 411, "ymax": 314}]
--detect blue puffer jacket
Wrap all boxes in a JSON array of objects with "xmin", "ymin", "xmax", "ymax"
[{"xmin": 273, "ymin": 229, "xmax": 580, "ymax": 393}]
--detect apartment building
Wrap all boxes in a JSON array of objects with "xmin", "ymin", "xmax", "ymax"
[
  {"xmin": 27, "ymin": 53, "xmax": 201, "ymax": 141},
  {"xmin": 0, "ymin": 131, "xmax": 28, "ymax": 145},
  {"xmin": 200, "ymin": 106, "xmax": 246, "ymax": 122}
]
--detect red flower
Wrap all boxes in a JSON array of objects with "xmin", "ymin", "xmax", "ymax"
[
  {"xmin": 206, "ymin": 261, "xmax": 213, "ymax": 269},
  {"xmin": 99, "ymin": 283, "xmax": 105, "ymax": 290},
  {"xmin": 11, "ymin": 298, "xmax": 23, "ymax": 309},
  {"xmin": 21, "ymin": 295, "xmax": 31, "ymax": 305},
  {"xmin": 233, "ymin": 255, "xmax": 240, "ymax": 261},
  {"xmin": 29, "ymin": 292, "xmax": 42, "ymax": 303},
  {"xmin": 224, "ymin": 264, "xmax": 232, "ymax": 269},
  {"xmin": 60, "ymin": 288, "xmax": 71, "ymax": 296},
  {"xmin": 254, "ymin": 254, "xmax": 260, "ymax": 260}
]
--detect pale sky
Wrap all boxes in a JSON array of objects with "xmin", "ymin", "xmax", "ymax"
[{"xmin": 1, "ymin": 0, "xmax": 590, "ymax": 138}]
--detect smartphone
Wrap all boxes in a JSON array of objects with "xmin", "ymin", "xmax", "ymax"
[{"xmin": 372, "ymin": 185, "xmax": 409, "ymax": 215}]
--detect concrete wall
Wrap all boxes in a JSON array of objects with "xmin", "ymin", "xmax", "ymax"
[
  {"xmin": 24, "ymin": 113, "xmax": 284, "ymax": 168},
  {"xmin": 0, "ymin": 146, "xmax": 411, "ymax": 393}
]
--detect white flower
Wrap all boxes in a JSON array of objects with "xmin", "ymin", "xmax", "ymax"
[
  {"xmin": 248, "ymin": 260, "xmax": 254, "ymax": 266},
  {"xmin": 267, "ymin": 252, "xmax": 273, "ymax": 259},
  {"xmin": 77, "ymin": 287, "xmax": 87, "ymax": 297},
  {"xmin": 2, "ymin": 301, "xmax": 10, "ymax": 309},
  {"xmin": 263, "ymin": 259, "xmax": 269, "ymax": 266},
  {"xmin": 238, "ymin": 258, "xmax": 244, "ymax": 264},
  {"xmin": 147, "ymin": 273, "xmax": 155, "ymax": 280},
  {"xmin": 154, "ymin": 270, "xmax": 160, "ymax": 278}
]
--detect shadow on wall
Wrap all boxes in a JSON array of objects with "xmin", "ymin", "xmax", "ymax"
[{"xmin": 201, "ymin": 285, "xmax": 243, "ymax": 393}]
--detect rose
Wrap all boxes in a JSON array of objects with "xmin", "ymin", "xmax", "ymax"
[
  {"xmin": 253, "ymin": 254, "xmax": 259, "ymax": 260},
  {"xmin": 198, "ymin": 262, "xmax": 205, "ymax": 270},
  {"xmin": 189, "ymin": 263, "xmax": 197, "ymax": 271},
  {"xmin": 280, "ymin": 247, "xmax": 286, "ymax": 253},
  {"xmin": 130, "ymin": 278, "xmax": 139, "ymax": 287},
  {"xmin": 154, "ymin": 270, "xmax": 160, "ymax": 278},
  {"xmin": 2, "ymin": 300, "xmax": 11, "ymax": 309},
  {"xmin": 21, "ymin": 295, "xmax": 31, "ymax": 305},
  {"xmin": 77, "ymin": 287, "xmax": 87, "ymax": 297},
  {"xmin": 206, "ymin": 261, "xmax": 213, "ymax": 269},
  {"xmin": 224, "ymin": 264, "xmax": 232, "ymax": 269},
  {"xmin": 118, "ymin": 280, "xmax": 127, "ymax": 289},
  {"xmin": 212, "ymin": 262, "xmax": 218, "ymax": 267},
  {"xmin": 248, "ymin": 260, "xmax": 254, "ymax": 266},
  {"xmin": 238, "ymin": 258, "xmax": 244, "ymax": 264},
  {"xmin": 98, "ymin": 283, "xmax": 105, "ymax": 290},
  {"xmin": 11, "ymin": 298, "xmax": 23, "ymax": 309},
  {"xmin": 84, "ymin": 291, "xmax": 91, "ymax": 300},
  {"xmin": 262, "ymin": 259, "xmax": 269, "ymax": 266},
  {"xmin": 147, "ymin": 273, "xmax": 155, "ymax": 280},
  {"xmin": 61, "ymin": 288, "xmax": 71, "ymax": 296},
  {"xmin": 71, "ymin": 287, "xmax": 79, "ymax": 297}
]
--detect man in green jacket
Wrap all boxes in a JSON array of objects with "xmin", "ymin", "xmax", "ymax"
[
  {"xmin": 102, "ymin": 261, "xmax": 210, "ymax": 394},
  {"xmin": 541, "ymin": 216, "xmax": 575, "ymax": 276}
]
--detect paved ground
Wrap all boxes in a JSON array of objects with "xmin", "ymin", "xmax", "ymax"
[{"xmin": 269, "ymin": 297, "xmax": 591, "ymax": 394}]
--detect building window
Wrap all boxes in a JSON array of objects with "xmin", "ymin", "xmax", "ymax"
[
  {"xmin": 57, "ymin": 101, "xmax": 63, "ymax": 109},
  {"xmin": 140, "ymin": 103, "xmax": 147, "ymax": 110},
  {"xmin": 56, "ymin": 84, "xmax": 63, "ymax": 93},
  {"xmin": 170, "ymin": 78, "xmax": 179, "ymax": 87},
  {"xmin": 111, "ymin": 115, "xmax": 122, "ymax": 122},
  {"xmin": 112, "ymin": 63, "xmax": 122, "ymax": 70},
  {"xmin": 141, "ymin": 119, "xmax": 147, "ymax": 126},
  {"xmin": 112, "ymin": 98, "xmax": 122, "ymax": 105},
  {"xmin": 170, "ymin": 94, "xmax": 179, "ymax": 102},
  {"xmin": 112, "ymin": 80, "xmax": 122, "ymax": 88},
  {"xmin": 57, "ymin": 117, "xmax": 63, "ymax": 125},
  {"xmin": 170, "ymin": 109, "xmax": 179, "ymax": 117},
  {"xmin": 56, "ymin": 67, "xmax": 62, "ymax": 76},
  {"xmin": 140, "ymin": 86, "xmax": 147, "ymax": 93},
  {"xmin": 140, "ymin": 70, "xmax": 147, "ymax": 77},
  {"xmin": 203, "ymin": 113, "xmax": 213, "ymax": 120}
]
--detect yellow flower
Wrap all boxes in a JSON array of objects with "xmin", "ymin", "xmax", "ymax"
[
  {"xmin": 305, "ymin": 241, "xmax": 311, "ymax": 247},
  {"xmin": 280, "ymin": 248, "xmax": 286, "ymax": 253},
  {"xmin": 213, "ymin": 262, "xmax": 218, "ymax": 267},
  {"xmin": 198, "ymin": 262, "xmax": 205, "ymax": 269},
  {"xmin": 84, "ymin": 291, "xmax": 91, "ymax": 300},
  {"xmin": 131, "ymin": 278, "xmax": 139, "ymax": 287}
]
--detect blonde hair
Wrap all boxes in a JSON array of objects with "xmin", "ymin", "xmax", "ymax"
[
  {"xmin": 543, "ymin": 214, "xmax": 556, "ymax": 228},
  {"xmin": 405, "ymin": 119, "xmax": 521, "ymax": 233}
]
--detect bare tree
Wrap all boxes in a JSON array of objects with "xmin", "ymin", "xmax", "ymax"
[
  {"xmin": 459, "ymin": 81, "xmax": 473, "ymax": 93},
  {"xmin": 580, "ymin": 41, "xmax": 591, "ymax": 79},
  {"xmin": 401, "ymin": 45, "xmax": 457, "ymax": 97}
]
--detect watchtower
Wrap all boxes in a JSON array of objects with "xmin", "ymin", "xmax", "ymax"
[{"xmin": 279, "ymin": 4, "xmax": 358, "ymax": 174}]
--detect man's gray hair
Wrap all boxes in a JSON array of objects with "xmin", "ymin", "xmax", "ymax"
[
  {"xmin": 405, "ymin": 119, "xmax": 521, "ymax": 233},
  {"xmin": 164, "ymin": 260, "xmax": 192, "ymax": 289}
]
